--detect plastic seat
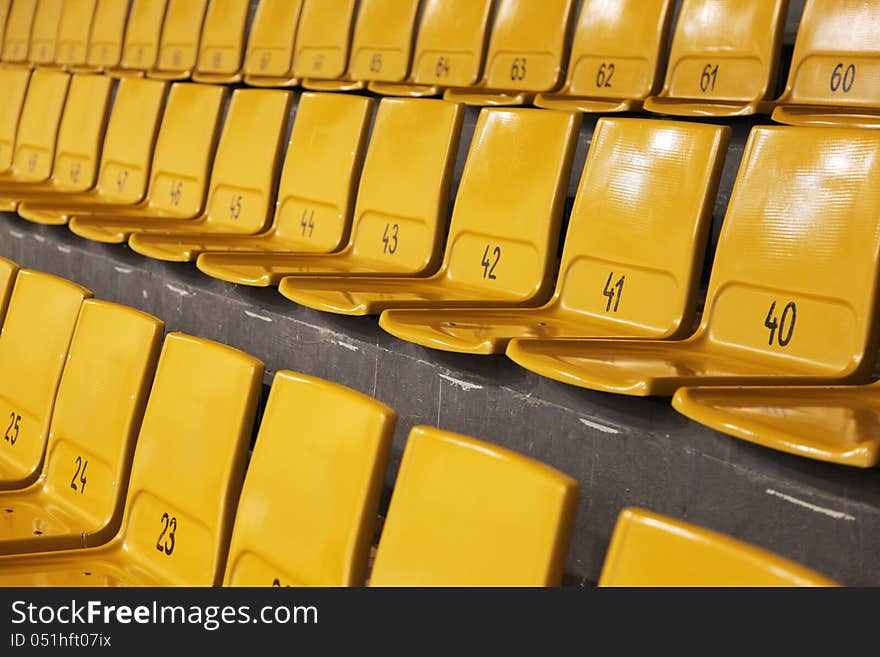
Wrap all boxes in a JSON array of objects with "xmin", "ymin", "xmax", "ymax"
[
  {"xmin": 643, "ymin": 0, "xmax": 788, "ymax": 117},
  {"xmin": 224, "ymin": 372, "xmax": 395, "ymax": 587},
  {"xmin": 599, "ymin": 508, "xmax": 837, "ymax": 586},
  {"xmin": 191, "ymin": 0, "xmax": 250, "ymax": 84},
  {"xmin": 0, "ymin": 68, "xmax": 31, "ymax": 176},
  {"xmin": 28, "ymin": 0, "xmax": 62, "ymax": 67},
  {"xmin": 197, "ymin": 97, "xmax": 462, "ymax": 284},
  {"xmin": 369, "ymin": 0, "xmax": 493, "ymax": 98},
  {"xmin": 0, "ymin": 258, "xmax": 18, "ymax": 324},
  {"xmin": 149, "ymin": 0, "xmax": 208, "ymax": 80},
  {"xmin": 535, "ymin": 0, "xmax": 674, "ymax": 113},
  {"xmin": 345, "ymin": 0, "xmax": 420, "ymax": 88},
  {"xmin": 242, "ymin": 0, "xmax": 304, "ymax": 88},
  {"xmin": 278, "ymin": 107, "xmax": 580, "ymax": 315},
  {"xmin": 443, "ymin": 0, "xmax": 577, "ymax": 106},
  {"xmin": 16, "ymin": 77, "xmax": 167, "ymax": 224},
  {"xmin": 295, "ymin": 0, "xmax": 364, "ymax": 91},
  {"xmin": 141, "ymin": 92, "xmax": 372, "ymax": 263},
  {"xmin": 772, "ymin": 1, "xmax": 880, "ymax": 128},
  {"xmin": 0, "ymin": 1, "xmax": 10, "ymax": 49},
  {"xmin": 1, "ymin": 0, "xmax": 37, "ymax": 64},
  {"xmin": 66, "ymin": 82, "xmax": 226, "ymax": 243},
  {"xmin": 507, "ymin": 126, "xmax": 880, "ymax": 396},
  {"xmin": 0, "ymin": 333, "xmax": 263, "ymax": 586},
  {"xmin": 110, "ymin": 0, "xmax": 167, "ymax": 77},
  {"xmin": 84, "ymin": 0, "xmax": 129, "ymax": 72},
  {"xmin": 380, "ymin": 118, "xmax": 729, "ymax": 354},
  {"xmin": 0, "ymin": 270, "xmax": 91, "ymax": 491},
  {"xmin": 370, "ymin": 426, "xmax": 578, "ymax": 586},
  {"xmin": 0, "ymin": 300, "xmax": 162, "ymax": 555},
  {"xmin": 54, "ymin": 0, "xmax": 99, "ymax": 71},
  {"xmin": 108, "ymin": 89, "xmax": 291, "ymax": 256}
]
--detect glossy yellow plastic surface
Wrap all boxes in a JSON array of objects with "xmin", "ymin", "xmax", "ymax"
[
  {"xmin": 192, "ymin": 0, "xmax": 249, "ymax": 83},
  {"xmin": 28, "ymin": 0, "xmax": 62, "ymax": 66},
  {"xmin": 536, "ymin": 0, "xmax": 674, "ymax": 113},
  {"xmin": 54, "ymin": 0, "xmax": 98, "ymax": 69},
  {"xmin": 17, "ymin": 77, "xmax": 167, "ymax": 224},
  {"xmin": 198, "ymin": 97, "xmax": 461, "ymax": 285},
  {"xmin": 123, "ymin": 89, "xmax": 291, "ymax": 257},
  {"xmin": 242, "ymin": 0, "xmax": 303, "ymax": 87},
  {"xmin": 0, "ymin": 68, "xmax": 30, "ymax": 175},
  {"xmin": 773, "ymin": 0, "xmax": 880, "ymax": 128},
  {"xmin": 0, "ymin": 1, "xmax": 10, "ymax": 48},
  {"xmin": 443, "ymin": 0, "xmax": 576, "ymax": 106},
  {"xmin": 85, "ymin": 0, "xmax": 129, "ymax": 71},
  {"xmin": 0, "ymin": 258, "xmax": 18, "ymax": 324},
  {"xmin": 380, "ymin": 118, "xmax": 728, "ymax": 354},
  {"xmin": 0, "ymin": 333, "xmax": 263, "ymax": 586},
  {"xmin": 508, "ymin": 126, "xmax": 880, "ymax": 396},
  {"xmin": 114, "ymin": 0, "xmax": 167, "ymax": 76},
  {"xmin": 67, "ymin": 82, "xmax": 227, "ymax": 243},
  {"xmin": 279, "ymin": 107, "xmax": 579, "ymax": 315},
  {"xmin": 0, "ymin": 270, "xmax": 91, "ymax": 491},
  {"xmin": 599, "ymin": 508, "xmax": 837, "ymax": 586},
  {"xmin": 0, "ymin": 300, "xmax": 162, "ymax": 555},
  {"xmin": 1, "ymin": 0, "xmax": 36, "ymax": 63},
  {"xmin": 294, "ymin": 0, "xmax": 358, "ymax": 84},
  {"xmin": 224, "ymin": 371, "xmax": 395, "ymax": 587},
  {"xmin": 370, "ymin": 426, "xmax": 578, "ymax": 586},
  {"xmin": 644, "ymin": 0, "xmax": 788, "ymax": 117},
  {"xmin": 347, "ymin": 0, "xmax": 419, "ymax": 84},
  {"xmin": 150, "ymin": 0, "xmax": 208, "ymax": 80}
]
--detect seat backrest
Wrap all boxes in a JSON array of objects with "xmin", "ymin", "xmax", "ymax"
[
  {"xmin": 556, "ymin": 118, "xmax": 728, "ymax": 336},
  {"xmin": 9, "ymin": 69, "xmax": 70, "ymax": 182},
  {"xmin": 119, "ymin": 0, "xmax": 167, "ymax": 73},
  {"xmin": 778, "ymin": 0, "xmax": 880, "ymax": 109},
  {"xmin": 348, "ymin": 0, "xmax": 419, "ymax": 83},
  {"xmin": 0, "ymin": 258, "xmax": 19, "ymax": 325},
  {"xmin": 153, "ymin": 0, "xmax": 208, "ymax": 75},
  {"xmin": 243, "ymin": 0, "xmax": 304, "ymax": 81},
  {"xmin": 194, "ymin": 0, "xmax": 249, "ymax": 78},
  {"xmin": 702, "ymin": 126, "xmax": 880, "ymax": 378},
  {"xmin": 0, "ymin": 271, "xmax": 91, "ymax": 485},
  {"xmin": 441, "ymin": 107, "xmax": 580, "ymax": 304},
  {"xmin": 657, "ymin": 0, "xmax": 787, "ymax": 103},
  {"xmin": 410, "ymin": 0, "xmax": 493, "ymax": 88},
  {"xmin": 0, "ymin": 1, "xmax": 10, "ymax": 48},
  {"xmin": 118, "ymin": 333, "xmax": 263, "ymax": 586},
  {"xmin": 2, "ymin": 0, "xmax": 36, "ymax": 63},
  {"xmin": 198, "ymin": 88, "xmax": 292, "ymax": 234},
  {"xmin": 28, "ymin": 0, "xmax": 62, "ymax": 66},
  {"xmin": 142, "ymin": 81, "xmax": 227, "ymax": 216},
  {"xmin": 40, "ymin": 300, "xmax": 163, "ymax": 535},
  {"xmin": 85, "ymin": 0, "xmax": 129, "ymax": 70},
  {"xmin": 348, "ymin": 98, "xmax": 464, "ymax": 274},
  {"xmin": 224, "ymin": 371, "xmax": 395, "ymax": 587},
  {"xmin": 0, "ymin": 67, "xmax": 30, "ymax": 174},
  {"xmin": 54, "ymin": 0, "xmax": 98, "ymax": 68},
  {"xmin": 599, "ymin": 508, "xmax": 837, "ymax": 586},
  {"xmin": 371, "ymin": 425, "xmax": 579, "ymax": 586},
  {"xmin": 292, "ymin": 0, "xmax": 357, "ymax": 80},
  {"xmin": 562, "ymin": 0, "xmax": 673, "ymax": 100},
  {"xmin": 271, "ymin": 92, "xmax": 373, "ymax": 250}
]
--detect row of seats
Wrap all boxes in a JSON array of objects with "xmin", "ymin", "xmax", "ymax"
[
  {"xmin": 0, "ymin": 260, "xmax": 837, "ymax": 585},
  {"xmin": 0, "ymin": 0, "xmax": 878, "ymax": 126}
]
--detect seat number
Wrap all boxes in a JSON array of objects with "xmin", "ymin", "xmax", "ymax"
[
  {"xmin": 481, "ymin": 245, "xmax": 500, "ymax": 279},
  {"xmin": 603, "ymin": 272, "xmax": 624, "ymax": 313},
  {"xmin": 764, "ymin": 300, "xmax": 796, "ymax": 347},
  {"xmin": 156, "ymin": 512, "xmax": 177, "ymax": 556},
  {"xmin": 3, "ymin": 412, "xmax": 20, "ymax": 446},
  {"xmin": 116, "ymin": 169, "xmax": 128, "ymax": 192},
  {"xmin": 300, "ymin": 208, "xmax": 315, "ymax": 237},
  {"xmin": 510, "ymin": 57, "xmax": 527, "ymax": 81},
  {"xmin": 700, "ymin": 64, "xmax": 718, "ymax": 92},
  {"xmin": 70, "ymin": 162, "xmax": 81, "ymax": 184},
  {"xmin": 229, "ymin": 194, "xmax": 243, "ymax": 220},
  {"xmin": 830, "ymin": 63, "xmax": 855, "ymax": 93},
  {"xmin": 170, "ymin": 181, "xmax": 183, "ymax": 206},
  {"xmin": 369, "ymin": 53, "xmax": 382, "ymax": 73},
  {"xmin": 435, "ymin": 56, "xmax": 450, "ymax": 79},
  {"xmin": 596, "ymin": 63, "xmax": 615, "ymax": 88},
  {"xmin": 382, "ymin": 223, "xmax": 398, "ymax": 254},
  {"xmin": 70, "ymin": 456, "xmax": 88, "ymax": 495}
]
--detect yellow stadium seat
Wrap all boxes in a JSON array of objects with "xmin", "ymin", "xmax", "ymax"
[
  {"xmin": 111, "ymin": 0, "xmax": 166, "ymax": 77},
  {"xmin": 140, "ymin": 92, "xmax": 372, "ymax": 263},
  {"xmin": 28, "ymin": 0, "xmax": 62, "ymax": 67},
  {"xmin": 0, "ymin": 270, "xmax": 91, "ymax": 491},
  {"xmin": 224, "ymin": 371, "xmax": 395, "ymax": 586},
  {"xmin": 643, "ymin": 0, "xmax": 788, "ymax": 117},
  {"xmin": 347, "ymin": 0, "xmax": 420, "ymax": 86},
  {"xmin": 0, "ymin": 1, "xmax": 10, "ymax": 47},
  {"xmin": 599, "ymin": 508, "xmax": 837, "ymax": 586},
  {"xmin": 0, "ymin": 300, "xmax": 162, "ymax": 555},
  {"xmin": 113, "ymin": 89, "xmax": 290, "ymax": 256},
  {"xmin": 67, "ymin": 82, "xmax": 226, "ymax": 243},
  {"xmin": 197, "ymin": 97, "xmax": 462, "ymax": 284},
  {"xmin": 370, "ymin": 426, "xmax": 579, "ymax": 586},
  {"xmin": 191, "ymin": 0, "xmax": 249, "ymax": 84},
  {"xmin": 773, "ymin": 0, "xmax": 880, "ymax": 128},
  {"xmin": 0, "ymin": 333, "xmax": 263, "ymax": 586},
  {"xmin": 16, "ymin": 77, "xmax": 167, "ymax": 224},
  {"xmin": 242, "ymin": 0, "xmax": 304, "ymax": 88},
  {"xmin": 84, "ymin": 0, "xmax": 129, "ymax": 71},
  {"xmin": 149, "ymin": 0, "xmax": 208, "ymax": 80},
  {"xmin": 278, "ymin": 107, "xmax": 580, "ymax": 315},
  {"xmin": 0, "ymin": 68, "xmax": 31, "ymax": 176},
  {"xmin": 1, "ymin": 0, "xmax": 36, "ymax": 64},
  {"xmin": 295, "ymin": 0, "xmax": 363, "ymax": 91},
  {"xmin": 379, "ymin": 118, "xmax": 729, "ymax": 354},
  {"xmin": 536, "ymin": 0, "xmax": 674, "ymax": 113},
  {"xmin": 443, "ymin": 0, "xmax": 577, "ymax": 106},
  {"xmin": 508, "ymin": 126, "xmax": 880, "ymax": 396},
  {"xmin": 53, "ymin": 0, "xmax": 98, "ymax": 70},
  {"xmin": 369, "ymin": 0, "xmax": 493, "ymax": 98},
  {"xmin": 0, "ymin": 258, "xmax": 18, "ymax": 324}
]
